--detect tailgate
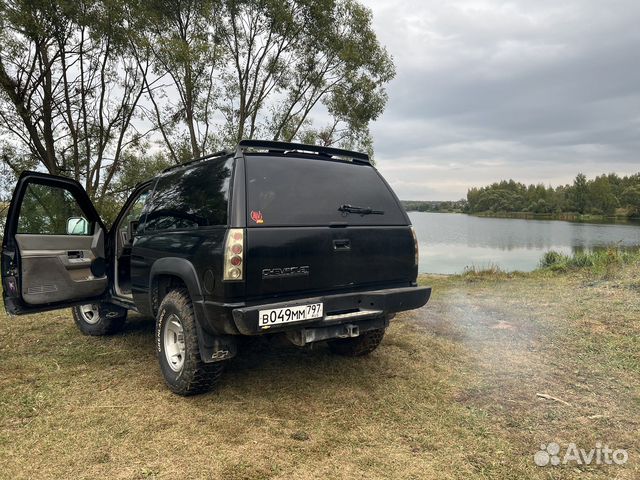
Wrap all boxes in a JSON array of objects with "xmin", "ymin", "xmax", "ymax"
[
  {"xmin": 245, "ymin": 226, "xmax": 416, "ymax": 298},
  {"xmin": 242, "ymin": 153, "xmax": 416, "ymax": 300}
]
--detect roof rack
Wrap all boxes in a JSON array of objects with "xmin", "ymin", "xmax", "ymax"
[
  {"xmin": 159, "ymin": 140, "xmax": 370, "ymax": 175},
  {"xmin": 237, "ymin": 139, "xmax": 370, "ymax": 164},
  {"xmin": 161, "ymin": 149, "xmax": 234, "ymax": 173}
]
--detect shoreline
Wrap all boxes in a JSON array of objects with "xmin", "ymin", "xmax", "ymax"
[
  {"xmin": 472, "ymin": 211, "xmax": 639, "ymax": 223},
  {"xmin": 406, "ymin": 209, "xmax": 640, "ymax": 225}
]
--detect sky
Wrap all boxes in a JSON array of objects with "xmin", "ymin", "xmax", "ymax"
[{"xmin": 365, "ymin": 0, "xmax": 640, "ymax": 200}]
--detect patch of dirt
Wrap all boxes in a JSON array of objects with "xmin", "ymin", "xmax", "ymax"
[{"xmin": 489, "ymin": 321, "xmax": 516, "ymax": 330}]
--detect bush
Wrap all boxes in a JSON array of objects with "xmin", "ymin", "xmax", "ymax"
[{"xmin": 539, "ymin": 251, "xmax": 568, "ymax": 269}]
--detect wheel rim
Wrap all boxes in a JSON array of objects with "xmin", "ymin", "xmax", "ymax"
[
  {"xmin": 163, "ymin": 314, "xmax": 186, "ymax": 373},
  {"xmin": 79, "ymin": 304, "xmax": 100, "ymax": 325}
]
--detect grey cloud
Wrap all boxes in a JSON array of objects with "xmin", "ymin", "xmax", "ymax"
[{"xmin": 365, "ymin": 0, "xmax": 640, "ymax": 199}]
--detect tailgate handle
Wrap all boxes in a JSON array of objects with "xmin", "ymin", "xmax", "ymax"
[{"xmin": 333, "ymin": 239, "xmax": 351, "ymax": 251}]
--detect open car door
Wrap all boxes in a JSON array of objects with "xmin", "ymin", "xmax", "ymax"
[{"xmin": 2, "ymin": 171, "xmax": 108, "ymax": 315}]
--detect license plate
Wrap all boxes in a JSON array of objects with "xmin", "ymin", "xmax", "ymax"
[{"xmin": 258, "ymin": 303, "xmax": 324, "ymax": 328}]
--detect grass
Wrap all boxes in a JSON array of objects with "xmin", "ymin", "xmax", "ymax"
[
  {"xmin": 460, "ymin": 263, "xmax": 514, "ymax": 281},
  {"xmin": 539, "ymin": 247, "xmax": 640, "ymax": 275},
  {"xmin": 1, "ymin": 261, "xmax": 639, "ymax": 479},
  {"xmin": 461, "ymin": 247, "xmax": 640, "ymax": 280}
]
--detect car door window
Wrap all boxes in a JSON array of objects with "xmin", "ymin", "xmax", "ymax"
[
  {"xmin": 119, "ymin": 189, "xmax": 150, "ymax": 243},
  {"xmin": 143, "ymin": 157, "xmax": 233, "ymax": 232},
  {"xmin": 17, "ymin": 183, "xmax": 94, "ymax": 235}
]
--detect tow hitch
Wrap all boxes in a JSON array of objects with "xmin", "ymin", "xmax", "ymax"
[{"xmin": 285, "ymin": 316, "xmax": 388, "ymax": 347}]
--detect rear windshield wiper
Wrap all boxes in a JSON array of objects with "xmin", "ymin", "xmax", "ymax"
[{"xmin": 338, "ymin": 204, "xmax": 385, "ymax": 215}]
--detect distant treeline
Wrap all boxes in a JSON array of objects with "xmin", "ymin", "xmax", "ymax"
[
  {"xmin": 466, "ymin": 173, "xmax": 640, "ymax": 217},
  {"xmin": 402, "ymin": 200, "xmax": 467, "ymax": 213}
]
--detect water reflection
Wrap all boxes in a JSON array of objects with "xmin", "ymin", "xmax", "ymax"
[{"xmin": 410, "ymin": 212, "xmax": 640, "ymax": 274}]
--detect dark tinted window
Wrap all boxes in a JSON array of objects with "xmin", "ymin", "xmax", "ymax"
[
  {"xmin": 118, "ymin": 188, "xmax": 151, "ymax": 239},
  {"xmin": 143, "ymin": 157, "xmax": 233, "ymax": 232},
  {"xmin": 245, "ymin": 156, "xmax": 406, "ymax": 226}
]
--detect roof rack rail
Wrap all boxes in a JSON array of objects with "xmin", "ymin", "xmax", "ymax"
[
  {"xmin": 238, "ymin": 139, "xmax": 370, "ymax": 164},
  {"xmin": 162, "ymin": 149, "xmax": 234, "ymax": 173}
]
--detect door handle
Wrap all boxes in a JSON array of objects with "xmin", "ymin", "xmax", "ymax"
[{"xmin": 333, "ymin": 239, "xmax": 351, "ymax": 251}]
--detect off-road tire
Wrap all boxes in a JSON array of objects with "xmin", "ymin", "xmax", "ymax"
[
  {"xmin": 327, "ymin": 328, "xmax": 386, "ymax": 357},
  {"xmin": 72, "ymin": 303, "xmax": 127, "ymax": 336},
  {"xmin": 156, "ymin": 289, "xmax": 224, "ymax": 396}
]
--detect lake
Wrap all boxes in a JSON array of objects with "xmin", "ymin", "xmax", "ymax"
[{"xmin": 410, "ymin": 212, "xmax": 640, "ymax": 274}]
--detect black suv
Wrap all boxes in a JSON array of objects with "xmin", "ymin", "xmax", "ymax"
[{"xmin": 2, "ymin": 140, "xmax": 431, "ymax": 395}]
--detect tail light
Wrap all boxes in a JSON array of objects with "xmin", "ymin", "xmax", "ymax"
[
  {"xmin": 410, "ymin": 226, "xmax": 419, "ymax": 266},
  {"xmin": 223, "ymin": 228, "xmax": 244, "ymax": 281}
]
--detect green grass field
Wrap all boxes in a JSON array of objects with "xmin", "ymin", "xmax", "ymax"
[{"xmin": 1, "ymin": 262, "xmax": 639, "ymax": 479}]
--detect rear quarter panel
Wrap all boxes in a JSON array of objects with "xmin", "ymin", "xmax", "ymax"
[{"xmin": 130, "ymin": 228, "xmax": 241, "ymax": 312}]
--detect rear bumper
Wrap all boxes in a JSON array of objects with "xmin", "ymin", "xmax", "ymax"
[{"xmin": 231, "ymin": 285, "xmax": 431, "ymax": 335}]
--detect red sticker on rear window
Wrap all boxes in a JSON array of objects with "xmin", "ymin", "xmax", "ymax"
[{"xmin": 251, "ymin": 210, "xmax": 264, "ymax": 224}]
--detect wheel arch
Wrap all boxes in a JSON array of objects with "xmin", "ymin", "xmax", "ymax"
[
  {"xmin": 149, "ymin": 257, "xmax": 203, "ymax": 316},
  {"xmin": 148, "ymin": 258, "xmax": 236, "ymax": 364}
]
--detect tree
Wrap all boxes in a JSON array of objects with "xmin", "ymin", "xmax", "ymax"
[
  {"xmin": 136, "ymin": 0, "xmax": 221, "ymax": 162},
  {"xmin": 621, "ymin": 184, "xmax": 640, "ymax": 217},
  {"xmin": 0, "ymin": 0, "xmax": 152, "ymax": 199},
  {"xmin": 0, "ymin": 0, "xmax": 395, "ymax": 211},
  {"xmin": 465, "ymin": 172, "xmax": 640, "ymax": 217},
  {"xmin": 571, "ymin": 173, "xmax": 589, "ymax": 214},
  {"xmin": 588, "ymin": 175, "xmax": 618, "ymax": 215},
  {"xmin": 1, "ymin": 142, "xmax": 38, "ymax": 242},
  {"xmin": 97, "ymin": 150, "xmax": 172, "ymax": 225},
  {"xmin": 139, "ymin": 0, "xmax": 395, "ymax": 158}
]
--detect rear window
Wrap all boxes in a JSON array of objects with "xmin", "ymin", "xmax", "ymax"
[
  {"xmin": 143, "ymin": 157, "xmax": 233, "ymax": 232},
  {"xmin": 245, "ymin": 155, "xmax": 406, "ymax": 226}
]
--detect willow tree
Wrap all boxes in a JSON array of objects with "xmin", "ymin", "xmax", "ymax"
[
  {"xmin": 134, "ymin": 0, "xmax": 221, "ymax": 162},
  {"xmin": 0, "ymin": 0, "xmax": 151, "ymax": 199},
  {"xmin": 140, "ymin": 0, "xmax": 395, "ymax": 157},
  {"xmin": 0, "ymin": 0, "xmax": 394, "ymax": 204}
]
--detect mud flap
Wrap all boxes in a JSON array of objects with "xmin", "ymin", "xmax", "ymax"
[{"xmin": 193, "ymin": 318, "xmax": 237, "ymax": 363}]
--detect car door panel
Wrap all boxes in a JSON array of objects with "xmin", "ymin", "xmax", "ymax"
[
  {"xmin": 15, "ymin": 232, "xmax": 107, "ymax": 305},
  {"xmin": 2, "ymin": 171, "xmax": 109, "ymax": 315}
]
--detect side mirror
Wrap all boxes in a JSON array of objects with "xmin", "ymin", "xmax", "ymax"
[{"xmin": 67, "ymin": 217, "xmax": 89, "ymax": 235}]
